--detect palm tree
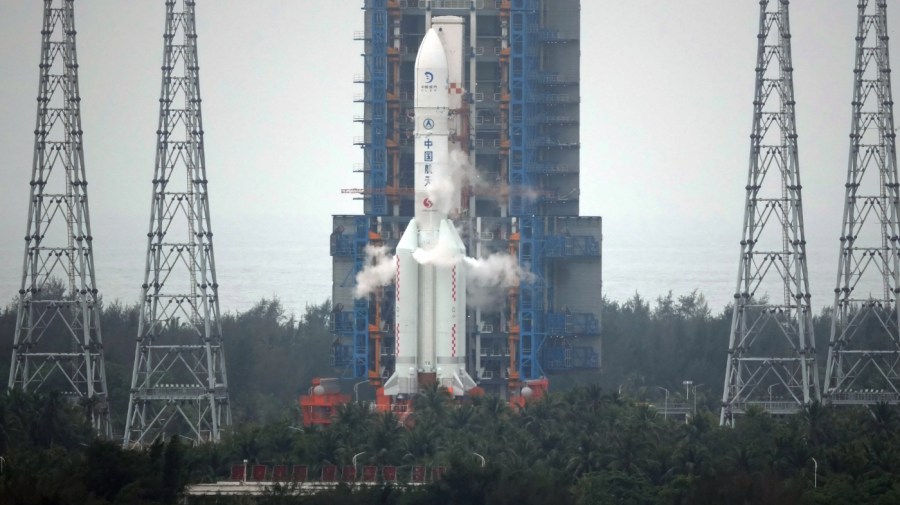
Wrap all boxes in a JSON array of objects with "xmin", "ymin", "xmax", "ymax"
[
  {"xmin": 366, "ymin": 411, "xmax": 402, "ymax": 464},
  {"xmin": 332, "ymin": 401, "xmax": 372, "ymax": 449},
  {"xmin": 401, "ymin": 425, "xmax": 437, "ymax": 463}
]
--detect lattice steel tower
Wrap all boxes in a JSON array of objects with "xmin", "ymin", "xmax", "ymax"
[
  {"xmin": 825, "ymin": 1, "xmax": 900, "ymax": 406},
  {"xmin": 7, "ymin": 0, "xmax": 111, "ymax": 438},
  {"xmin": 124, "ymin": 0, "xmax": 231, "ymax": 446},
  {"xmin": 720, "ymin": 0, "xmax": 820, "ymax": 426}
]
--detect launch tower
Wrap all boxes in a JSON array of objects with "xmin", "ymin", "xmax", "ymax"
[
  {"xmin": 7, "ymin": 0, "xmax": 111, "ymax": 438},
  {"xmin": 333, "ymin": 0, "xmax": 601, "ymax": 400},
  {"xmin": 720, "ymin": 0, "xmax": 820, "ymax": 426},
  {"xmin": 824, "ymin": 0, "xmax": 900, "ymax": 406},
  {"xmin": 123, "ymin": 0, "xmax": 231, "ymax": 446}
]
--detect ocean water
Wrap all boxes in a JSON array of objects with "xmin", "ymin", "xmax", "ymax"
[
  {"xmin": 602, "ymin": 239, "xmax": 841, "ymax": 315},
  {"xmin": 0, "ymin": 222, "xmax": 334, "ymax": 318},
  {"xmin": 0, "ymin": 222, "xmax": 849, "ymax": 318}
]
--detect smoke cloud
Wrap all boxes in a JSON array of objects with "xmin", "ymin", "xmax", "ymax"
[
  {"xmin": 465, "ymin": 253, "xmax": 533, "ymax": 288},
  {"xmin": 425, "ymin": 148, "xmax": 477, "ymax": 217},
  {"xmin": 464, "ymin": 252, "xmax": 535, "ymax": 309},
  {"xmin": 354, "ymin": 237, "xmax": 535, "ymax": 310},
  {"xmin": 354, "ymin": 244, "xmax": 395, "ymax": 298},
  {"xmin": 411, "ymin": 239, "xmax": 462, "ymax": 268}
]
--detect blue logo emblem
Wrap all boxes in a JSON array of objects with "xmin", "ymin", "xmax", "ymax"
[
  {"xmin": 423, "ymin": 118, "xmax": 434, "ymax": 130},
  {"xmin": 424, "ymin": 71, "xmax": 434, "ymax": 83}
]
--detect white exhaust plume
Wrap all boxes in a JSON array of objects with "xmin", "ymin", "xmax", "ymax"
[
  {"xmin": 354, "ymin": 241, "xmax": 534, "ymax": 307},
  {"xmin": 464, "ymin": 253, "xmax": 534, "ymax": 309},
  {"xmin": 432, "ymin": 148, "xmax": 544, "ymax": 208},
  {"xmin": 465, "ymin": 253, "xmax": 533, "ymax": 288},
  {"xmin": 425, "ymin": 148, "xmax": 478, "ymax": 217},
  {"xmin": 411, "ymin": 239, "xmax": 462, "ymax": 268},
  {"xmin": 354, "ymin": 244, "xmax": 395, "ymax": 298}
]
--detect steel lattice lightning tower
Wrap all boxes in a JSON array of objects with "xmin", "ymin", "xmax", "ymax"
[
  {"xmin": 825, "ymin": 1, "xmax": 900, "ymax": 406},
  {"xmin": 124, "ymin": 0, "xmax": 231, "ymax": 447},
  {"xmin": 720, "ymin": 0, "xmax": 820, "ymax": 426},
  {"xmin": 7, "ymin": 0, "xmax": 111, "ymax": 438}
]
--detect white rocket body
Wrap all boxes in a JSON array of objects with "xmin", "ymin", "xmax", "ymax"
[
  {"xmin": 383, "ymin": 26, "xmax": 476, "ymax": 398},
  {"xmin": 433, "ymin": 16, "xmax": 466, "ymax": 217}
]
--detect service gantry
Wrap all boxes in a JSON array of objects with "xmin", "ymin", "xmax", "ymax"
[
  {"xmin": 825, "ymin": 0, "xmax": 900, "ymax": 406},
  {"xmin": 720, "ymin": 0, "xmax": 820, "ymax": 426},
  {"xmin": 124, "ymin": 0, "xmax": 231, "ymax": 447},
  {"xmin": 7, "ymin": 0, "xmax": 111, "ymax": 438},
  {"xmin": 332, "ymin": 0, "xmax": 602, "ymax": 402}
]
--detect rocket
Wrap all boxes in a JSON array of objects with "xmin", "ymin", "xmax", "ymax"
[{"xmin": 383, "ymin": 26, "xmax": 477, "ymax": 398}]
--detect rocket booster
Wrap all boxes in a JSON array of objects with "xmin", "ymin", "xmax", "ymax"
[{"xmin": 383, "ymin": 26, "xmax": 476, "ymax": 398}]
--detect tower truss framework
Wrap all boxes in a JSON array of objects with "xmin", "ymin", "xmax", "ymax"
[
  {"xmin": 7, "ymin": 0, "xmax": 111, "ymax": 438},
  {"xmin": 124, "ymin": 0, "xmax": 231, "ymax": 447},
  {"xmin": 825, "ymin": 0, "xmax": 900, "ymax": 406},
  {"xmin": 720, "ymin": 0, "xmax": 819, "ymax": 426}
]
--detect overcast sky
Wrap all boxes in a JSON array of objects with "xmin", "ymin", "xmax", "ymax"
[{"xmin": 0, "ymin": 1, "xmax": 891, "ymax": 311}]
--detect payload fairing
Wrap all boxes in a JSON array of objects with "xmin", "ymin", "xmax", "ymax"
[{"xmin": 382, "ymin": 23, "xmax": 477, "ymax": 397}]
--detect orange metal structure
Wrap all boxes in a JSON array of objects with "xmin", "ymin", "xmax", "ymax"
[
  {"xmin": 374, "ymin": 386, "xmax": 414, "ymax": 424},
  {"xmin": 298, "ymin": 378, "xmax": 350, "ymax": 427},
  {"xmin": 368, "ymin": 231, "xmax": 385, "ymax": 387},
  {"xmin": 509, "ymin": 378, "xmax": 549, "ymax": 410},
  {"xmin": 498, "ymin": 0, "xmax": 511, "ymax": 206},
  {"xmin": 507, "ymin": 232, "xmax": 521, "ymax": 391}
]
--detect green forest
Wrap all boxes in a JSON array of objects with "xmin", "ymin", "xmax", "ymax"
[{"xmin": 1, "ymin": 292, "xmax": 899, "ymax": 504}]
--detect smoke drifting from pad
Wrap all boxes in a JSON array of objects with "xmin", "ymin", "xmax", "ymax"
[
  {"xmin": 361, "ymin": 240, "xmax": 531, "ymax": 310},
  {"xmin": 354, "ymin": 245, "xmax": 395, "ymax": 298},
  {"xmin": 425, "ymin": 148, "xmax": 477, "ymax": 217},
  {"xmin": 465, "ymin": 253, "xmax": 535, "ymax": 309},
  {"xmin": 411, "ymin": 239, "xmax": 462, "ymax": 268}
]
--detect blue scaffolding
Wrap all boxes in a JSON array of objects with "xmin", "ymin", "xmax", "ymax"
[
  {"xmin": 508, "ymin": 0, "xmax": 539, "ymax": 217},
  {"xmin": 518, "ymin": 224, "xmax": 602, "ymax": 377},
  {"xmin": 332, "ymin": 217, "xmax": 372, "ymax": 377},
  {"xmin": 332, "ymin": 0, "xmax": 391, "ymax": 379},
  {"xmin": 330, "ymin": 233, "xmax": 354, "ymax": 257},
  {"xmin": 544, "ymin": 313, "xmax": 601, "ymax": 371},
  {"xmin": 510, "ymin": 0, "xmax": 544, "ymax": 381},
  {"xmin": 545, "ymin": 312, "xmax": 601, "ymax": 336},
  {"xmin": 543, "ymin": 340, "xmax": 600, "ymax": 371},
  {"xmin": 543, "ymin": 235, "xmax": 601, "ymax": 258},
  {"xmin": 364, "ymin": 0, "xmax": 388, "ymax": 216},
  {"xmin": 519, "ymin": 215, "xmax": 545, "ymax": 380},
  {"xmin": 349, "ymin": 217, "xmax": 371, "ymax": 378}
]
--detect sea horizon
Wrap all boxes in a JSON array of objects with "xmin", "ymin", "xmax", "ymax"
[{"xmin": 0, "ymin": 219, "xmax": 853, "ymax": 319}]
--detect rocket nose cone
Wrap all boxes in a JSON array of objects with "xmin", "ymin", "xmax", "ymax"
[{"xmin": 415, "ymin": 28, "xmax": 448, "ymax": 71}]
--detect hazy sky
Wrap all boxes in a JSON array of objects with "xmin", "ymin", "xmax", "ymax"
[{"xmin": 0, "ymin": 1, "xmax": 892, "ymax": 312}]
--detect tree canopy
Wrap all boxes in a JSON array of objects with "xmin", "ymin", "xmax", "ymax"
[{"xmin": 0, "ymin": 292, "xmax": 898, "ymax": 504}]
